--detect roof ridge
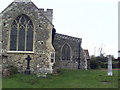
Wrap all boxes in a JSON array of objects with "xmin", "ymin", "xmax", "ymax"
[{"xmin": 13, "ymin": 0, "xmax": 32, "ymax": 2}]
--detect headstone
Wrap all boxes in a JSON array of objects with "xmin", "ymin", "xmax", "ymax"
[{"xmin": 107, "ymin": 55, "xmax": 113, "ymax": 76}]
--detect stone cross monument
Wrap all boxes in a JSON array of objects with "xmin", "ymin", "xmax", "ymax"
[
  {"xmin": 107, "ymin": 55, "xmax": 113, "ymax": 76},
  {"xmin": 25, "ymin": 55, "xmax": 31, "ymax": 75}
]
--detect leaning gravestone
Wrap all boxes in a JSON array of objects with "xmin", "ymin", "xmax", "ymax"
[{"xmin": 107, "ymin": 55, "xmax": 113, "ymax": 76}]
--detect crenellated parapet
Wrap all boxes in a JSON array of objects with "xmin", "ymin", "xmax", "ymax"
[
  {"xmin": 55, "ymin": 33, "xmax": 82, "ymax": 43},
  {"xmin": 39, "ymin": 8, "xmax": 53, "ymax": 22}
]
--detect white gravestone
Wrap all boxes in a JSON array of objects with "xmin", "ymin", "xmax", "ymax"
[{"xmin": 107, "ymin": 55, "xmax": 113, "ymax": 76}]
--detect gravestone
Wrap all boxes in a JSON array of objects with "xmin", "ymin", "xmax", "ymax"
[{"xmin": 107, "ymin": 55, "xmax": 112, "ymax": 76}]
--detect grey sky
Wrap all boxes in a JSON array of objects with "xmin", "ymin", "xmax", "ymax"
[{"xmin": 0, "ymin": 0, "xmax": 118, "ymax": 58}]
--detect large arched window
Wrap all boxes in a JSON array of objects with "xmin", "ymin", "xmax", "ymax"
[
  {"xmin": 62, "ymin": 43, "xmax": 71, "ymax": 60},
  {"xmin": 10, "ymin": 14, "xmax": 33, "ymax": 51}
]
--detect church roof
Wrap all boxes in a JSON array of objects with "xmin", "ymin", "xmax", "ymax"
[{"xmin": 84, "ymin": 49, "xmax": 90, "ymax": 60}]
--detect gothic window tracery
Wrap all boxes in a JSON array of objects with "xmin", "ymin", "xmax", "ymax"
[
  {"xmin": 62, "ymin": 43, "xmax": 71, "ymax": 60},
  {"xmin": 10, "ymin": 14, "xmax": 33, "ymax": 51}
]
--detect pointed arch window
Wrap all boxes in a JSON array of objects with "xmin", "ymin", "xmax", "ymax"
[
  {"xmin": 62, "ymin": 44, "xmax": 71, "ymax": 60},
  {"xmin": 10, "ymin": 14, "xmax": 34, "ymax": 51}
]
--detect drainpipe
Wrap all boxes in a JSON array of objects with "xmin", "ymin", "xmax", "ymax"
[{"xmin": 78, "ymin": 41, "xmax": 81, "ymax": 69}]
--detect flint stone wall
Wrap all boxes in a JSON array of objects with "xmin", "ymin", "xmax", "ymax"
[
  {"xmin": 53, "ymin": 33, "xmax": 87, "ymax": 69},
  {"xmin": 1, "ymin": 1, "xmax": 55, "ymax": 74},
  {"xmin": 1, "ymin": 1, "xmax": 87, "ymax": 76}
]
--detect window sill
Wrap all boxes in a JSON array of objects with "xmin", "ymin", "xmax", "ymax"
[{"xmin": 7, "ymin": 51, "xmax": 34, "ymax": 54}]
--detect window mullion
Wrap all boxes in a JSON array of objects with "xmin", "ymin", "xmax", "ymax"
[
  {"xmin": 25, "ymin": 25, "xmax": 27, "ymax": 51},
  {"xmin": 16, "ymin": 24, "xmax": 19, "ymax": 51}
]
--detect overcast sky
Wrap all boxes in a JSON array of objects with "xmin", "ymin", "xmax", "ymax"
[{"xmin": 0, "ymin": 0, "xmax": 119, "ymax": 58}]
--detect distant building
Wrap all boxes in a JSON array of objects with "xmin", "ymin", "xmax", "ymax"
[{"xmin": 84, "ymin": 49, "xmax": 90, "ymax": 69}]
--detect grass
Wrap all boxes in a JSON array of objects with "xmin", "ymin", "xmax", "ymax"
[{"xmin": 2, "ymin": 69, "xmax": 119, "ymax": 88}]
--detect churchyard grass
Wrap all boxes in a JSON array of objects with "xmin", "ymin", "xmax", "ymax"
[{"xmin": 2, "ymin": 69, "xmax": 119, "ymax": 88}]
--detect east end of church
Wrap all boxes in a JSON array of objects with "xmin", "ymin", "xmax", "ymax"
[{"xmin": 0, "ymin": 0, "xmax": 90, "ymax": 75}]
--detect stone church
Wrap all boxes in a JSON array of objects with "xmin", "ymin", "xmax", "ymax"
[{"xmin": 0, "ymin": 0, "xmax": 90, "ymax": 75}]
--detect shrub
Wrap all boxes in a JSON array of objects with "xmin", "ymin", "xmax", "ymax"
[
  {"xmin": 100, "ymin": 62, "xmax": 107, "ymax": 68},
  {"xmin": 8, "ymin": 65, "xmax": 18, "ymax": 75},
  {"xmin": 90, "ymin": 56, "xmax": 101, "ymax": 69},
  {"xmin": 90, "ymin": 56, "xmax": 108, "ymax": 69}
]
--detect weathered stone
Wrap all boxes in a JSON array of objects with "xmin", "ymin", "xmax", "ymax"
[{"xmin": 1, "ymin": 0, "xmax": 88, "ymax": 76}]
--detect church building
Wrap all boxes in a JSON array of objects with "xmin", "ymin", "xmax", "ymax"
[{"xmin": 0, "ymin": 0, "xmax": 89, "ymax": 75}]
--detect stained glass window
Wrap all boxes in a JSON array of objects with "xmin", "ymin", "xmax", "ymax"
[{"xmin": 10, "ymin": 14, "xmax": 34, "ymax": 51}]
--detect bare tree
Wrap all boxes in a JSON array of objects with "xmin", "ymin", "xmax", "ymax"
[{"xmin": 98, "ymin": 44, "xmax": 106, "ymax": 57}]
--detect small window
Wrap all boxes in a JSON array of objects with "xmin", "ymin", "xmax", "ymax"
[
  {"xmin": 51, "ymin": 53, "xmax": 54, "ymax": 57},
  {"xmin": 50, "ymin": 52, "xmax": 55, "ymax": 63},
  {"xmin": 51, "ymin": 59, "xmax": 54, "ymax": 63}
]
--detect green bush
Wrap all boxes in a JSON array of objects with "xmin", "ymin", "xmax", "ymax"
[
  {"xmin": 90, "ymin": 56, "xmax": 108, "ymax": 69},
  {"xmin": 90, "ymin": 55, "xmax": 118, "ymax": 69},
  {"xmin": 100, "ymin": 62, "xmax": 107, "ymax": 68},
  {"xmin": 90, "ymin": 56, "xmax": 101, "ymax": 69},
  {"xmin": 8, "ymin": 65, "xmax": 18, "ymax": 75}
]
